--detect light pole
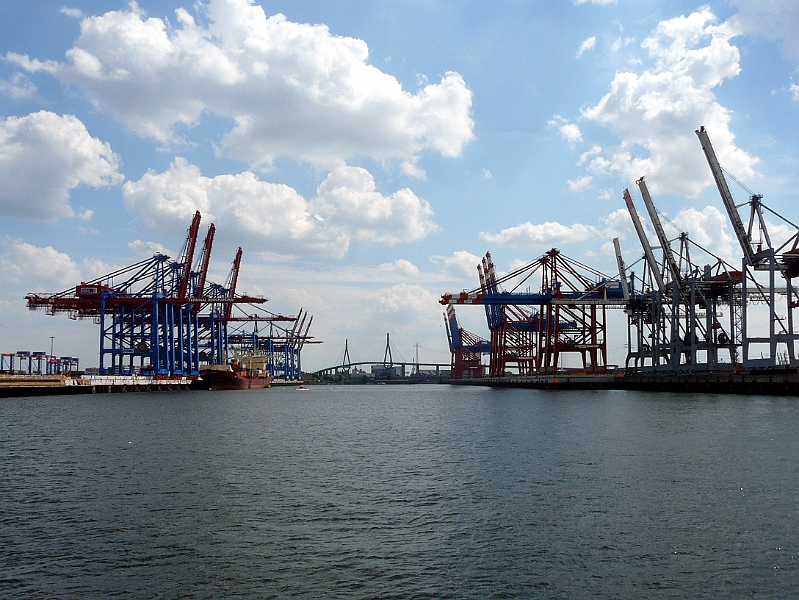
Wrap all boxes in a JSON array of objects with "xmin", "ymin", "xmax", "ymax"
[{"xmin": 49, "ymin": 336, "xmax": 54, "ymax": 375}]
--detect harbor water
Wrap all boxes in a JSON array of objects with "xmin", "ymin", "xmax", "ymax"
[{"xmin": 2, "ymin": 385, "xmax": 799, "ymax": 598}]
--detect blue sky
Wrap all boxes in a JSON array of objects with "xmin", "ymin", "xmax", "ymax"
[{"xmin": 1, "ymin": 0, "xmax": 798, "ymax": 370}]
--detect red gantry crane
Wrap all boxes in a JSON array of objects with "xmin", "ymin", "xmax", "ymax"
[{"xmin": 441, "ymin": 249, "xmax": 626, "ymax": 377}]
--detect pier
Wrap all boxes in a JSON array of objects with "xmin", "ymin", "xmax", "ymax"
[
  {"xmin": 450, "ymin": 367, "xmax": 799, "ymax": 396},
  {"xmin": 0, "ymin": 375, "xmax": 203, "ymax": 398}
]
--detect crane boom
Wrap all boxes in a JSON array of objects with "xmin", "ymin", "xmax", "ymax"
[
  {"xmin": 623, "ymin": 188, "xmax": 666, "ymax": 293},
  {"xmin": 612, "ymin": 238, "xmax": 630, "ymax": 301},
  {"xmin": 195, "ymin": 223, "xmax": 215, "ymax": 298},
  {"xmin": 299, "ymin": 316, "xmax": 313, "ymax": 350},
  {"xmin": 294, "ymin": 310, "xmax": 308, "ymax": 341},
  {"xmin": 695, "ymin": 126, "xmax": 756, "ymax": 266},
  {"xmin": 224, "ymin": 247, "xmax": 242, "ymax": 319},
  {"xmin": 178, "ymin": 210, "xmax": 201, "ymax": 299},
  {"xmin": 637, "ymin": 177, "xmax": 682, "ymax": 287}
]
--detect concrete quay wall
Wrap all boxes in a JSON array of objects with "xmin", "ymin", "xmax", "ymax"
[
  {"xmin": 451, "ymin": 368, "xmax": 799, "ymax": 396},
  {"xmin": 0, "ymin": 375, "xmax": 203, "ymax": 398}
]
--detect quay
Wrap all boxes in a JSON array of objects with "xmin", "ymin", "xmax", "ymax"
[
  {"xmin": 0, "ymin": 374, "xmax": 203, "ymax": 398},
  {"xmin": 450, "ymin": 367, "xmax": 799, "ymax": 396},
  {"xmin": 0, "ymin": 374, "xmax": 307, "ymax": 397}
]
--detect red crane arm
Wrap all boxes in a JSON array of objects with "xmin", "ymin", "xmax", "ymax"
[
  {"xmin": 225, "ymin": 247, "xmax": 243, "ymax": 319},
  {"xmin": 178, "ymin": 211, "xmax": 202, "ymax": 299},
  {"xmin": 196, "ymin": 223, "xmax": 215, "ymax": 298},
  {"xmin": 298, "ymin": 315, "xmax": 313, "ymax": 350}
]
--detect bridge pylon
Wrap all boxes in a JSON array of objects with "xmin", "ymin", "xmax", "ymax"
[{"xmin": 342, "ymin": 339, "xmax": 352, "ymax": 373}]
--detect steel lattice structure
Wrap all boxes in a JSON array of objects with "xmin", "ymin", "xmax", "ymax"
[
  {"xmin": 444, "ymin": 305, "xmax": 490, "ymax": 379},
  {"xmin": 442, "ymin": 126, "xmax": 799, "ymax": 380},
  {"xmin": 616, "ymin": 128, "xmax": 799, "ymax": 371},
  {"xmin": 26, "ymin": 212, "xmax": 317, "ymax": 378},
  {"xmin": 226, "ymin": 308, "xmax": 317, "ymax": 380},
  {"xmin": 620, "ymin": 181, "xmax": 743, "ymax": 370},
  {"xmin": 441, "ymin": 249, "xmax": 626, "ymax": 376}
]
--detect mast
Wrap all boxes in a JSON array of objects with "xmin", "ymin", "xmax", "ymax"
[
  {"xmin": 624, "ymin": 188, "xmax": 666, "ymax": 293},
  {"xmin": 695, "ymin": 126, "xmax": 757, "ymax": 266},
  {"xmin": 637, "ymin": 177, "xmax": 682, "ymax": 288},
  {"xmin": 612, "ymin": 238, "xmax": 630, "ymax": 301},
  {"xmin": 195, "ymin": 223, "xmax": 215, "ymax": 298},
  {"xmin": 178, "ymin": 211, "xmax": 201, "ymax": 299}
]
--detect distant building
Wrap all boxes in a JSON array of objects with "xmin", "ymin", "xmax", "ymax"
[
  {"xmin": 417, "ymin": 369, "xmax": 450, "ymax": 378},
  {"xmin": 371, "ymin": 365, "xmax": 404, "ymax": 378}
]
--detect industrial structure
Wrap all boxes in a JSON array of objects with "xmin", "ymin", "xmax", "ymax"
[
  {"xmin": 444, "ymin": 306, "xmax": 490, "ymax": 378},
  {"xmin": 312, "ymin": 334, "xmax": 450, "ymax": 380},
  {"xmin": 441, "ymin": 249, "xmax": 626, "ymax": 377},
  {"xmin": 441, "ymin": 127, "xmax": 799, "ymax": 389},
  {"xmin": 25, "ymin": 212, "xmax": 317, "ymax": 381},
  {"xmin": 0, "ymin": 351, "xmax": 78, "ymax": 375}
]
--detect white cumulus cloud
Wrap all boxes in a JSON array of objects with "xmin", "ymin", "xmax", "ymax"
[
  {"xmin": 378, "ymin": 259, "xmax": 420, "ymax": 278},
  {"xmin": 0, "ymin": 111, "xmax": 123, "ymax": 220},
  {"xmin": 579, "ymin": 8, "xmax": 758, "ymax": 196},
  {"xmin": 578, "ymin": 145, "xmax": 602, "ymax": 165},
  {"xmin": 431, "ymin": 250, "xmax": 482, "ymax": 280},
  {"xmin": 577, "ymin": 36, "xmax": 597, "ymax": 58},
  {"xmin": 477, "ymin": 201, "xmax": 737, "ymax": 266},
  {"xmin": 122, "ymin": 158, "xmax": 438, "ymax": 257},
  {"xmin": 312, "ymin": 165, "xmax": 439, "ymax": 245},
  {"xmin": 0, "ymin": 240, "xmax": 109, "ymax": 291},
  {"xmin": 480, "ymin": 221, "xmax": 598, "ymax": 250},
  {"xmin": 602, "ymin": 208, "xmax": 635, "ymax": 240},
  {"xmin": 549, "ymin": 115, "xmax": 583, "ymax": 146},
  {"xmin": 372, "ymin": 283, "xmax": 439, "ymax": 319},
  {"xmin": 607, "ymin": 202, "xmax": 736, "ymax": 264},
  {"xmin": 60, "ymin": 7, "xmax": 83, "ymax": 19},
  {"xmin": 0, "ymin": 72, "xmax": 39, "ymax": 100},
  {"xmin": 1, "ymin": 240, "xmax": 81, "ymax": 288},
  {"xmin": 665, "ymin": 205, "xmax": 736, "ymax": 262},
  {"xmin": 128, "ymin": 239, "xmax": 171, "ymax": 258},
  {"xmin": 568, "ymin": 175, "xmax": 593, "ymax": 192},
  {"xmin": 10, "ymin": 0, "xmax": 474, "ymax": 170}
]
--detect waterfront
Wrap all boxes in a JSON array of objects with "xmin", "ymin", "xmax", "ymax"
[{"xmin": 2, "ymin": 385, "xmax": 799, "ymax": 598}]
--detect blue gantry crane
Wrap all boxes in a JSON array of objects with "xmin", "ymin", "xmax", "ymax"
[
  {"xmin": 444, "ymin": 305, "xmax": 490, "ymax": 378},
  {"xmin": 26, "ymin": 212, "xmax": 317, "ymax": 379}
]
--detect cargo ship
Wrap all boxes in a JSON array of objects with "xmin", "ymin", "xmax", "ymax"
[{"xmin": 200, "ymin": 365, "xmax": 272, "ymax": 390}]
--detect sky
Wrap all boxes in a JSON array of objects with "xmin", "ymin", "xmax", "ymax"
[{"xmin": 0, "ymin": 0, "xmax": 798, "ymax": 371}]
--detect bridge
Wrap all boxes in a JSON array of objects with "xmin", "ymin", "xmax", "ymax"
[
  {"xmin": 312, "ymin": 334, "xmax": 449, "ymax": 377},
  {"xmin": 312, "ymin": 360, "xmax": 450, "ymax": 377}
]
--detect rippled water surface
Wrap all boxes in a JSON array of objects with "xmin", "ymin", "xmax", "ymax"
[{"xmin": 3, "ymin": 385, "xmax": 799, "ymax": 598}]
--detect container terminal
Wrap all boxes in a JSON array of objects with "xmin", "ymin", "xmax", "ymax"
[
  {"xmin": 5, "ymin": 211, "xmax": 319, "ymax": 396},
  {"xmin": 441, "ymin": 127, "xmax": 799, "ymax": 395},
  {"xmin": 7, "ymin": 126, "xmax": 798, "ymax": 397}
]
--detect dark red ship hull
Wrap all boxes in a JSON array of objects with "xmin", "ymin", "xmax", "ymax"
[{"xmin": 201, "ymin": 369, "xmax": 272, "ymax": 390}]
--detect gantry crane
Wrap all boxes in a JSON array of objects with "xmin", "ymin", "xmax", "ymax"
[
  {"xmin": 696, "ymin": 126, "xmax": 799, "ymax": 367},
  {"xmin": 441, "ymin": 249, "xmax": 626, "ymax": 376},
  {"xmin": 26, "ymin": 212, "xmax": 318, "ymax": 378},
  {"xmin": 444, "ymin": 305, "xmax": 490, "ymax": 379},
  {"xmin": 623, "ymin": 180, "xmax": 742, "ymax": 370}
]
